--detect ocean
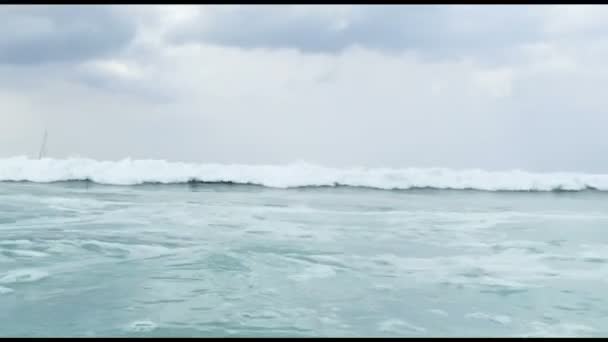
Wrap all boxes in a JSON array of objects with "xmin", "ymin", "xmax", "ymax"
[{"xmin": 1, "ymin": 157, "xmax": 607, "ymax": 337}]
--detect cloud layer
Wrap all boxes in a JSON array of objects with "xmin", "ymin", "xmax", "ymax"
[
  {"xmin": 2, "ymin": 5, "xmax": 608, "ymax": 173},
  {"xmin": 0, "ymin": 6, "xmax": 135, "ymax": 64}
]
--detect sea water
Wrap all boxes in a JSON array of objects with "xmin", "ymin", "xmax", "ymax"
[{"xmin": 0, "ymin": 157, "xmax": 607, "ymax": 337}]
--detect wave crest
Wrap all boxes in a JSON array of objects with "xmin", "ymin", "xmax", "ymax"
[{"xmin": 1, "ymin": 156, "xmax": 607, "ymax": 192}]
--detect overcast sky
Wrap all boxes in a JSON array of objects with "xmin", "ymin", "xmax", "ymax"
[{"xmin": 1, "ymin": 5, "xmax": 608, "ymax": 172}]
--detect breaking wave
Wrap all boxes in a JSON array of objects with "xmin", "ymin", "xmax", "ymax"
[{"xmin": 1, "ymin": 156, "xmax": 608, "ymax": 192}]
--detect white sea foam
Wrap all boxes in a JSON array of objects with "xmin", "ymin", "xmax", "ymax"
[
  {"xmin": 378, "ymin": 319, "xmax": 427, "ymax": 333},
  {"xmin": 0, "ymin": 269, "xmax": 49, "ymax": 284},
  {"xmin": 288, "ymin": 264, "xmax": 337, "ymax": 281},
  {"xmin": 0, "ymin": 249, "xmax": 49, "ymax": 258},
  {"xmin": 465, "ymin": 312, "xmax": 512, "ymax": 325},
  {"xmin": 0, "ymin": 286, "xmax": 14, "ymax": 294},
  {"xmin": 1, "ymin": 156, "xmax": 608, "ymax": 191},
  {"xmin": 126, "ymin": 320, "xmax": 158, "ymax": 333},
  {"xmin": 429, "ymin": 309, "xmax": 449, "ymax": 317},
  {"xmin": 520, "ymin": 321, "xmax": 597, "ymax": 337}
]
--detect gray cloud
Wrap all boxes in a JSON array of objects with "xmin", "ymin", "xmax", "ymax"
[
  {"xmin": 0, "ymin": 5, "xmax": 136, "ymax": 64},
  {"xmin": 168, "ymin": 5, "xmax": 545, "ymax": 59}
]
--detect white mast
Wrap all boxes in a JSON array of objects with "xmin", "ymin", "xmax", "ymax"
[{"xmin": 38, "ymin": 129, "xmax": 48, "ymax": 159}]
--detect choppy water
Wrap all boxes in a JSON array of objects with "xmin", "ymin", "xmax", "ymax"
[{"xmin": 1, "ymin": 181, "xmax": 607, "ymax": 337}]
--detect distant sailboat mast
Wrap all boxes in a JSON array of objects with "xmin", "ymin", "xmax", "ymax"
[{"xmin": 38, "ymin": 129, "xmax": 48, "ymax": 159}]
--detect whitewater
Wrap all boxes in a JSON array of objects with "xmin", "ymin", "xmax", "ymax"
[
  {"xmin": 1, "ymin": 157, "xmax": 607, "ymax": 336},
  {"xmin": 2, "ymin": 156, "xmax": 608, "ymax": 191}
]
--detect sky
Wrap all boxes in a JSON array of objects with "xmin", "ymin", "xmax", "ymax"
[{"xmin": 1, "ymin": 5, "xmax": 608, "ymax": 173}]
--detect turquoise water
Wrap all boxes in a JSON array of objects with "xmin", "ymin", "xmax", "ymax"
[{"xmin": 1, "ymin": 181, "xmax": 607, "ymax": 336}]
